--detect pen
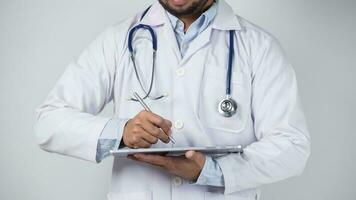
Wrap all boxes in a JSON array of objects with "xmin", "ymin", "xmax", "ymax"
[{"xmin": 133, "ymin": 92, "xmax": 176, "ymax": 144}]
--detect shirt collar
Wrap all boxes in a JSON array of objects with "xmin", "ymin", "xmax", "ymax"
[
  {"xmin": 166, "ymin": 1, "xmax": 218, "ymax": 33},
  {"xmin": 139, "ymin": 0, "xmax": 242, "ymax": 31}
]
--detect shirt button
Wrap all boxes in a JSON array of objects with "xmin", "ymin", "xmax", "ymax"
[
  {"xmin": 176, "ymin": 68, "xmax": 185, "ymax": 77},
  {"xmin": 174, "ymin": 120, "xmax": 184, "ymax": 130},
  {"xmin": 182, "ymin": 44, "xmax": 188, "ymax": 49},
  {"xmin": 173, "ymin": 176, "xmax": 183, "ymax": 186}
]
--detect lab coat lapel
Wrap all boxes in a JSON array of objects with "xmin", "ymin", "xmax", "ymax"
[
  {"xmin": 181, "ymin": 28, "xmax": 212, "ymax": 64},
  {"xmin": 162, "ymin": 18, "xmax": 183, "ymax": 63},
  {"xmin": 140, "ymin": 1, "xmax": 182, "ymax": 64},
  {"xmin": 181, "ymin": 0, "xmax": 242, "ymax": 64}
]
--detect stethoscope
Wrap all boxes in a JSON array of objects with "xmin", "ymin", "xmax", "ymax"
[{"xmin": 128, "ymin": 7, "xmax": 238, "ymax": 118}]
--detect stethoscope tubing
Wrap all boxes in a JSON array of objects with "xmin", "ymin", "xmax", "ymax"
[
  {"xmin": 127, "ymin": 6, "xmax": 161, "ymax": 101},
  {"xmin": 226, "ymin": 30, "xmax": 234, "ymax": 96},
  {"xmin": 128, "ymin": 24, "xmax": 157, "ymax": 53},
  {"xmin": 127, "ymin": 6, "xmax": 238, "ymax": 117}
]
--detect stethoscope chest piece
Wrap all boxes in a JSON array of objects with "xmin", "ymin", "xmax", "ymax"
[{"xmin": 218, "ymin": 97, "xmax": 237, "ymax": 118}]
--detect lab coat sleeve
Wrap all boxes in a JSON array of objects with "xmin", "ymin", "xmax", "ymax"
[
  {"xmin": 34, "ymin": 27, "xmax": 120, "ymax": 162},
  {"xmin": 216, "ymin": 36, "xmax": 311, "ymax": 194}
]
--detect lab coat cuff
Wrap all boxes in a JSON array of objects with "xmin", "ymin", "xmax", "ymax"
[
  {"xmin": 194, "ymin": 155, "xmax": 214, "ymax": 185},
  {"xmin": 190, "ymin": 156, "xmax": 224, "ymax": 187},
  {"xmin": 114, "ymin": 118, "xmax": 130, "ymax": 150},
  {"xmin": 87, "ymin": 117, "xmax": 112, "ymax": 162},
  {"xmin": 216, "ymin": 155, "xmax": 242, "ymax": 194},
  {"xmin": 101, "ymin": 118, "xmax": 129, "ymax": 150},
  {"xmin": 95, "ymin": 118, "xmax": 128, "ymax": 162},
  {"xmin": 100, "ymin": 118, "xmax": 126, "ymax": 139}
]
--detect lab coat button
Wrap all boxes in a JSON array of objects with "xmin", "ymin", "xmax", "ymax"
[
  {"xmin": 176, "ymin": 68, "xmax": 185, "ymax": 77},
  {"xmin": 174, "ymin": 120, "xmax": 184, "ymax": 130},
  {"xmin": 173, "ymin": 176, "xmax": 183, "ymax": 186}
]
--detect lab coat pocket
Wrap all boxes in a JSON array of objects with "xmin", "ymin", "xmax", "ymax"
[
  {"xmin": 107, "ymin": 191, "xmax": 152, "ymax": 200},
  {"xmin": 197, "ymin": 65, "xmax": 250, "ymax": 134}
]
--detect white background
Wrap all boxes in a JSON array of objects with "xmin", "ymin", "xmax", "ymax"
[{"xmin": 0, "ymin": 0, "xmax": 355, "ymax": 199}]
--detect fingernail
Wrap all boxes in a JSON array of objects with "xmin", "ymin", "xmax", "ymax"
[
  {"xmin": 186, "ymin": 150, "xmax": 194, "ymax": 158},
  {"xmin": 127, "ymin": 155, "xmax": 136, "ymax": 160}
]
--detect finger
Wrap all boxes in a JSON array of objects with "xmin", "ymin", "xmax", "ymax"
[
  {"xmin": 157, "ymin": 129, "xmax": 170, "ymax": 144},
  {"xmin": 141, "ymin": 131, "xmax": 159, "ymax": 144},
  {"xmin": 145, "ymin": 112, "xmax": 172, "ymax": 136},
  {"xmin": 139, "ymin": 119, "xmax": 166, "ymax": 141},
  {"xmin": 185, "ymin": 151, "xmax": 206, "ymax": 167},
  {"xmin": 140, "ymin": 113, "xmax": 171, "ymax": 143},
  {"xmin": 133, "ymin": 154, "xmax": 169, "ymax": 167},
  {"xmin": 127, "ymin": 155, "xmax": 136, "ymax": 161},
  {"xmin": 131, "ymin": 137, "xmax": 151, "ymax": 149},
  {"xmin": 138, "ymin": 139, "xmax": 152, "ymax": 148},
  {"xmin": 164, "ymin": 119, "xmax": 173, "ymax": 131},
  {"xmin": 185, "ymin": 150, "xmax": 195, "ymax": 159},
  {"xmin": 129, "ymin": 126, "xmax": 152, "ymax": 147}
]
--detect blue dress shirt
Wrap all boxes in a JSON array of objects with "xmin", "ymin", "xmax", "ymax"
[
  {"xmin": 96, "ymin": 0, "xmax": 224, "ymax": 187},
  {"xmin": 166, "ymin": 1, "xmax": 217, "ymax": 57}
]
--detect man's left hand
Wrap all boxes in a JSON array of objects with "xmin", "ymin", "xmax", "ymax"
[{"xmin": 129, "ymin": 151, "xmax": 206, "ymax": 181}]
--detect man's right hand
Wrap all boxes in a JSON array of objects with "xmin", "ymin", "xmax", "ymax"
[{"xmin": 122, "ymin": 110, "xmax": 173, "ymax": 148}]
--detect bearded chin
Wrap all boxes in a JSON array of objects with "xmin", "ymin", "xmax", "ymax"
[{"xmin": 158, "ymin": 0, "xmax": 209, "ymax": 17}]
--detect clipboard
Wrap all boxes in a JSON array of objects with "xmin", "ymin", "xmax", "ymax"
[{"xmin": 110, "ymin": 145, "xmax": 243, "ymax": 157}]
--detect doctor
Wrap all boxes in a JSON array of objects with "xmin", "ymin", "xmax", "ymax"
[{"xmin": 34, "ymin": 0, "xmax": 311, "ymax": 199}]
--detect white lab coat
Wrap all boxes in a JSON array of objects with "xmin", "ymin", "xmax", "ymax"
[{"xmin": 34, "ymin": 1, "xmax": 311, "ymax": 199}]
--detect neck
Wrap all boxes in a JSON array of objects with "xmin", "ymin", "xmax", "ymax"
[{"xmin": 179, "ymin": 0, "xmax": 214, "ymax": 32}]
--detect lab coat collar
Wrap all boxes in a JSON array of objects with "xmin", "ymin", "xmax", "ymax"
[
  {"xmin": 211, "ymin": 0, "xmax": 242, "ymax": 31},
  {"xmin": 140, "ymin": 0, "xmax": 242, "ymax": 31},
  {"xmin": 139, "ymin": 1, "xmax": 166, "ymax": 27}
]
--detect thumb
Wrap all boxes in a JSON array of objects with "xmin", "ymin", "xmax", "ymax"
[{"xmin": 185, "ymin": 151, "xmax": 205, "ymax": 167}]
